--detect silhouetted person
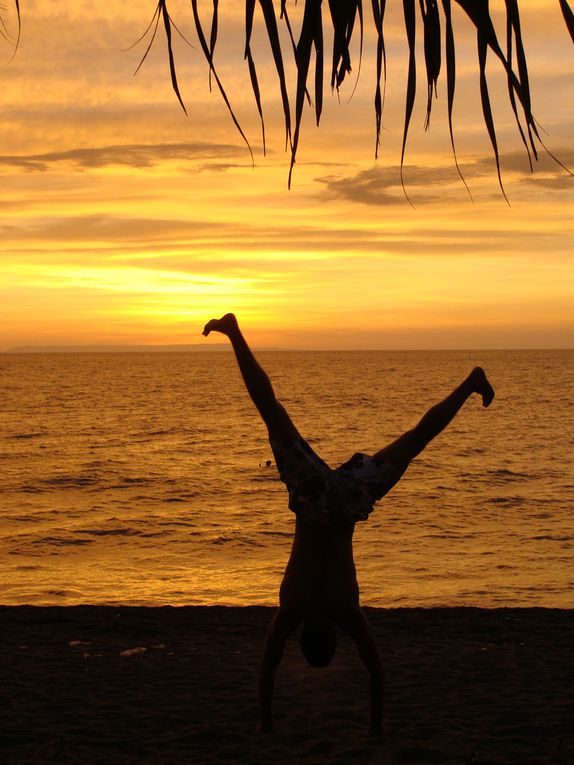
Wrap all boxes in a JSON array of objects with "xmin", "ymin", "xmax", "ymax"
[{"xmin": 202, "ymin": 313, "xmax": 494, "ymax": 736}]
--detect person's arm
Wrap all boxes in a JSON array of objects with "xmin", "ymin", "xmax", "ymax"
[
  {"xmin": 257, "ymin": 608, "xmax": 298, "ymax": 733},
  {"xmin": 203, "ymin": 313, "xmax": 299, "ymax": 443},
  {"xmin": 340, "ymin": 608, "xmax": 385, "ymax": 736}
]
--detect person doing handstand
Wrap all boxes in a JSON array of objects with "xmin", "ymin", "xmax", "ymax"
[{"xmin": 202, "ymin": 313, "xmax": 494, "ymax": 736}]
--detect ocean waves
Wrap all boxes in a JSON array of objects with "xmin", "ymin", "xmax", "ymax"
[{"xmin": 1, "ymin": 349, "xmax": 573, "ymax": 607}]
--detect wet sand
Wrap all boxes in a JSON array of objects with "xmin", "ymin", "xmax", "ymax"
[{"xmin": 1, "ymin": 606, "xmax": 572, "ymax": 764}]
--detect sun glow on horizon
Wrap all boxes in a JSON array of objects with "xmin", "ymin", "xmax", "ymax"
[{"xmin": 0, "ymin": 1, "xmax": 572, "ymax": 350}]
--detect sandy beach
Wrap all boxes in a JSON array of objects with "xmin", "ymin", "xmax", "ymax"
[{"xmin": 1, "ymin": 606, "xmax": 572, "ymax": 764}]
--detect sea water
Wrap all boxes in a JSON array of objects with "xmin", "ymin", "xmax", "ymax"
[{"xmin": 1, "ymin": 350, "xmax": 572, "ymax": 607}]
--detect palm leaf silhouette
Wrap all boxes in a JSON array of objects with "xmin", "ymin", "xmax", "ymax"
[
  {"xmin": 3, "ymin": 1, "xmax": 572, "ymax": 193},
  {"xmin": 173, "ymin": 0, "xmax": 573, "ymax": 192}
]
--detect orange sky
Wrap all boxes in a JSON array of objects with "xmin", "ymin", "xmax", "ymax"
[{"xmin": 0, "ymin": 0, "xmax": 572, "ymax": 349}]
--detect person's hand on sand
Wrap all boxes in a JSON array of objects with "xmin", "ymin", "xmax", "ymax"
[{"xmin": 202, "ymin": 313, "xmax": 238, "ymax": 338}]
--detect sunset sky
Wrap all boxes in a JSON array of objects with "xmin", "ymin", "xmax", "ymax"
[{"xmin": 0, "ymin": 0, "xmax": 572, "ymax": 350}]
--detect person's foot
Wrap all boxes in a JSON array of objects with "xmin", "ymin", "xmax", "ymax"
[
  {"xmin": 202, "ymin": 313, "xmax": 238, "ymax": 337},
  {"xmin": 470, "ymin": 367, "xmax": 495, "ymax": 408}
]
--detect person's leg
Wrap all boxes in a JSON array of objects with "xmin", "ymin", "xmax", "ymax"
[
  {"xmin": 203, "ymin": 313, "xmax": 298, "ymax": 441},
  {"xmin": 373, "ymin": 367, "xmax": 494, "ymax": 478}
]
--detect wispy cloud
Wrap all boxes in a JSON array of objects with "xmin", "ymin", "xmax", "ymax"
[
  {"xmin": 0, "ymin": 142, "xmax": 246, "ymax": 172},
  {"xmin": 2, "ymin": 212, "xmax": 572, "ymax": 263},
  {"xmin": 474, "ymin": 148, "xmax": 574, "ymax": 175},
  {"xmin": 318, "ymin": 147, "xmax": 574, "ymax": 206}
]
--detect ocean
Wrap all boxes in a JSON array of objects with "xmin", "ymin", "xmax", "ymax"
[{"xmin": 1, "ymin": 350, "xmax": 572, "ymax": 608}]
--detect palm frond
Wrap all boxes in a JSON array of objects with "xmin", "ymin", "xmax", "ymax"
[
  {"xmin": 371, "ymin": 0, "xmax": 388, "ymax": 159},
  {"xmin": 441, "ymin": 0, "xmax": 472, "ymax": 198},
  {"xmin": 476, "ymin": 0, "xmax": 509, "ymax": 203},
  {"xmin": 160, "ymin": 0, "xmax": 187, "ymax": 115},
  {"xmin": 0, "ymin": 0, "xmax": 20, "ymax": 62},
  {"xmin": 245, "ymin": 0, "xmax": 267, "ymax": 155},
  {"xmin": 401, "ymin": 0, "xmax": 417, "ymax": 206},
  {"xmin": 289, "ymin": 0, "xmax": 322, "ymax": 188},
  {"xmin": 4, "ymin": 1, "xmax": 572, "ymax": 193},
  {"xmin": 208, "ymin": 0, "xmax": 219, "ymax": 92},
  {"xmin": 131, "ymin": 1, "xmax": 189, "ymax": 115},
  {"xmin": 165, "ymin": 0, "xmax": 570, "ymax": 193},
  {"xmin": 421, "ymin": 0, "xmax": 441, "ymax": 131},
  {"xmin": 190, "ymin": 0, "xmax": 254, "ymax": 164},
  {"xmin": 559, "ymin": 0, "xmax": 574, "ymax": 42},
  {"xmin": 260, "ymin": 0, "xmax": 293, "ymax": 152},
  {"xmin": 14, "ymin": 0, "xmax": 20, "ymax": 50}
]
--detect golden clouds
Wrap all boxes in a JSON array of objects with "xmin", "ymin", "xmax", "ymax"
[{"xmin": 0, "ymin": 2, "xmax": 572, "ymax": 349}]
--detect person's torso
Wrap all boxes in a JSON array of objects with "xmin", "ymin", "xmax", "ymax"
[{"xmin": 279, "ymin": 521, "xmax": 360, "ymax": 615}]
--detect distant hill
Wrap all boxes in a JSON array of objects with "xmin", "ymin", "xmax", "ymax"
[{"xmin": 3, "ymin": 344, "xmax": 233, "ymax": 353}]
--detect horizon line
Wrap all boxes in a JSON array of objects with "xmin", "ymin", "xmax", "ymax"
[{"xmin": 2, "ymin": 344, "xmax": 573, "ymax": 354}]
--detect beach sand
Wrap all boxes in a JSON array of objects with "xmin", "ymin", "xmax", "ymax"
[{"xmin": 1, "ymin": 606, "xmax": 572, "ymax": 764}]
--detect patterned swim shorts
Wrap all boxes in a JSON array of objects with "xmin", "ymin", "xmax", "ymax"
[{"xmin": 269, "ymin": 434, "xmax": 399, "ymax": 526}]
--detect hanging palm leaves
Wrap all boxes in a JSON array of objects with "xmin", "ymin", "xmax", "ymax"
[
  {"xmin": 147, "ymin": 0, "xmax": 571, "ymax": 193},
  {"xmin": 3, "ymin": 1, "xmax": 572, "ymax": 192}
]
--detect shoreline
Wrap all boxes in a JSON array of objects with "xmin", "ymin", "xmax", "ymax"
[{"xmin": 1, "ymin": 606, "xmax": 572, "ymax": 764}]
